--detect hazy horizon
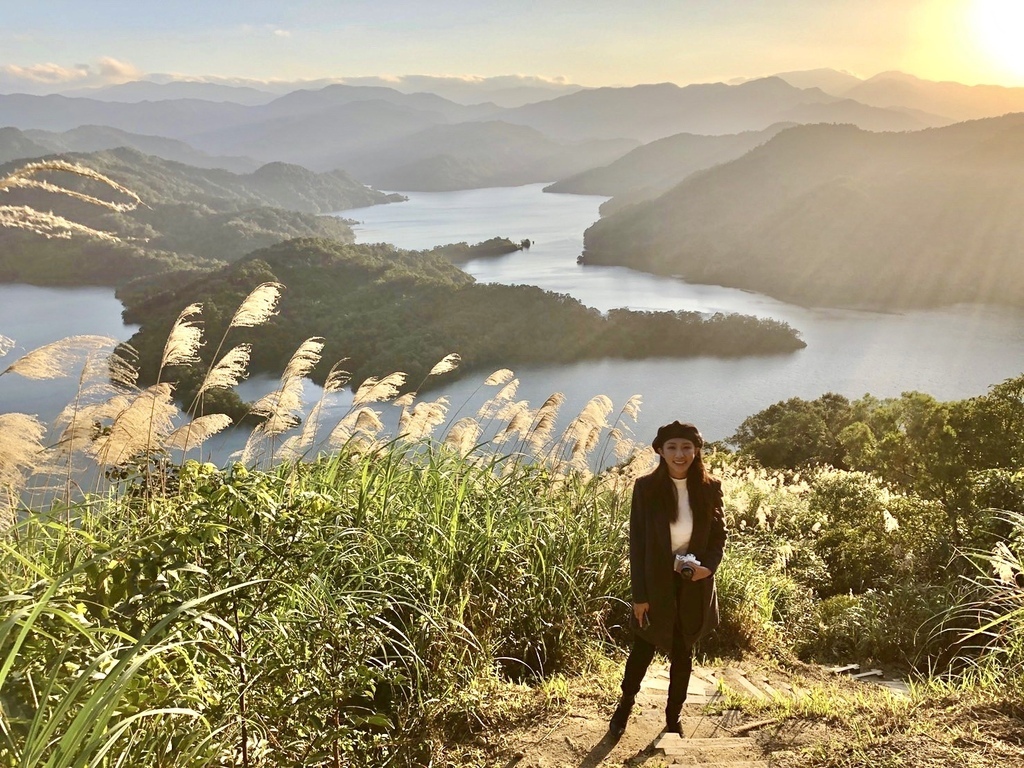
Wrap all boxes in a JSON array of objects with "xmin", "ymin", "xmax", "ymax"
[{"xmin": 5, "ymin": 0, "xmax": 1024, "ymax": 96}]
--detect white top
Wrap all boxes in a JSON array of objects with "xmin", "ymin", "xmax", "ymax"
[{"xmin": 669, "ymin": 477, "xmax": 693, "ymax": 554}]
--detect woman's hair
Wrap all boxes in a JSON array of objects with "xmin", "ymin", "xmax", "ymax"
[{"xmin": 647, "ymin": 422, "xmax": 715, "ymax": 521}]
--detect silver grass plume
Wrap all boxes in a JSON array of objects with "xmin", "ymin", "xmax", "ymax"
[
  {"xmin": 1, "ymin": 335, "xmax": 117, "ymax": 380},
  {"xmin": 328, "ymin": 407, "xmax": 384, "ymax": 448},
  {"xmin": 54, "ymin": 393, "xmax": 134, "ymax": 459},
  {"xmin": 239, "ymin": 423, "xmax": 269, "ymax": 467},
  {"xmin": 621, "ymin": 394, "xmax": 643, "ymax": 422},
  {"xmin": 0, "ymin": 413, "xmax": 47, "ymax": 527},
  {"xmin": 165, "ymin": 414, "xmax": 232, "ymax": 453},
  {"xmin": 228, "ymin": 282, "xmax": 284, "ymax": 329},
  {"xmin": 494, "ymin": 400, "xmax": 533, "ymax": 445},
  {"xmin": 290, "ymin": 358, "xmax": 351, "ymax": 455},
  {"xmin": 1, "ymin": 160, "xmax": 142, "ymax": 212},
  {"xmin": 352, "ymin": 372, "xmax": 407, "ymax": 406},
  {"xmin": 88, "ymin": 383, "xmax": 178, "ymax": 468},
  {"xmin": 400, "ymin": 397, "xmax": 450, "ymax": 441},
  {"xmin": 444, "ymin": 418, "xmax": 482, "ymax": 456},
  {"xmin": 565, "ymin": 394, "xmax": 614, "ymax": 471},
  {"xmin": 428, "ymin": 353, "xmax": 461, "ymax": 377},
  {"xmin": 484, "ymin": 368, "xmax": 514, "ymax": 386},
  {"xmin": 197, "ymin": 344, "xmax": 251, "ymax": 396},
  {"xmin": 527, "ymin": 392, "xmax": 566, "ymax": 453},
  {"xmin": 0, "ymin": 334, "xmax": 15, "ymax": 358},
  {"xmin": 322, "ymin": 360, "xmax": 352, "ymax": 394},
  {"xmin": 0, "ymin": 205, "xmax": 122, "ymax": 241},
  {"xmin": 252, "ymin": 337, "xmax": 324, "ymax": 437},
  {"xmin": 477, "ymin": 377, "xmax": 519, "ymax": 419},
  {"xmin": 160, "ymin": 303, "xmax": 204, "ymax": 372},
  {"xmin": 394, "ymin": 392, "xmax": 417, "ymax": 408}
]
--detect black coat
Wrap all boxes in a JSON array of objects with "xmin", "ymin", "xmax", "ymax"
[{"xmin": 628, "ymin": 471, "xmax": 726, "ymax": 653}]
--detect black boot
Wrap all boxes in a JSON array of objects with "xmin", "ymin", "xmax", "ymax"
[
  {"xmin": 665, "ymin": 705, "xmax": 684, "ymax": 735},
  {"xmin": 608, "ymin": 695, "xmax": 634, "ymax": 737}
]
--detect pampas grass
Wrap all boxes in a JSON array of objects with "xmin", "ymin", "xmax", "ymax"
[
  {"xmin": 165, "ymin": 414, "xmax": 232, "ymax": 453},
  {"xmin": 1, "ymin": 335, "xmax": 118, "ymax": 380},
  {"xmin": 197, "ymin": 344, "xmax": 251, "ymax": 396},
  {"xmin": 89, "ymin": 383, "xmax": 177, "ymax": 468},
  {"xmin": 0, "ymin": 334, "xmax": 14, "ymax": 358},
  {"xmin": 352, "ymin": 372, "xmax": 407, "ymax": 406},
  {"xmin": 160, "ymin": 303, "xmax": 204, "ymax": 374},
  {"xmin": 0, "ymin": 160, "xmax": 143, "ymax": 242},
  {"xmin": 0, "ymin": 412, "xmax": 46, "ymax": 525},
  {"xmin": 428, "ymin": 353, "xmax": 461, "ymax": 377},
  {"xmin": 227, "ymin": 282, "xmax": 283, "ymax": 329},
  {"xmin": 1, "ymin": 160, "xmax": 142, "ymax": 212}
]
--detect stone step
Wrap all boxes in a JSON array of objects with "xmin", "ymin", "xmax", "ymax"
[
  {"xmin": 668, "ymin": 762, "xmax": 768, "ymax": 768},
  {"xmin": 655, "ymin": 734, "xmax": 762, "ymax": 762},
  {"xmin": 719, "ymin": 669, "xmax": 769, "ymax": 701}
]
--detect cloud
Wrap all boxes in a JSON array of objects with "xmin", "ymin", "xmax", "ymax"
[
  {"xmin": 0, "ymin": 57, "xmax": 141, "ymax": 93},
  {"xmin": 1, "ymin": 62, "xmax": 90, "ymax": 84},
  {"xmin": 273, "ymin": 29, "xmax": 292, "ymax": 38},
  {"xmin": 97, "ymin": 57, "xmax": 142, "ymax": 80}
]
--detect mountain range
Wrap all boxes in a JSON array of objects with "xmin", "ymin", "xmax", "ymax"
[
  {"xmin": 4, "ymin": 72, "xmax": 1007, "ymax": 192},
  {"xmin": 581, "ymin": 114, "xmax": 1024, "ymax": 309}
]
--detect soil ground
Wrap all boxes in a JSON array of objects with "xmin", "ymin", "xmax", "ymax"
[{"xmin": 467, "ymin": 660, "xmax": 1024, "ymax": 768}]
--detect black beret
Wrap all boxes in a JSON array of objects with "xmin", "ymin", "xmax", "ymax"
[{"xmin": 652, "ymin": 421, "xmax": 703, "ymax": 451}]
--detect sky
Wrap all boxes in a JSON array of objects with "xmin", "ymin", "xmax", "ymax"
[{"xmin": 3, "ymin": 0, "xmax": 1024, "ymax": 94}]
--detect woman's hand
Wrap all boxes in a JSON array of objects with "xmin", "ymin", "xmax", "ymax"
[
  {"xmin": 689, "ymin": 565, "xmax": 712, "ymax": 581},
  {"xmin": 633, "ymin": 602, "xmax": 650, "ymax": 625}
]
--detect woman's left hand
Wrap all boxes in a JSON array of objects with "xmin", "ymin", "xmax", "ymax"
[{"xmin": 689, "ymin": 565, "xmax": 712, "ymax": 581}]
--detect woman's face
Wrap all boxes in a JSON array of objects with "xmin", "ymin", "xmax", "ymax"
[{"xmin": 658, "ymin": 438, "xmax": 697, "ymax": 479}]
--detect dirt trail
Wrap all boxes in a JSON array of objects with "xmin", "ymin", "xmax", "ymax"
[{"xmin": 503, "ymin": 662, "xmax": 874, "ymax": 768}]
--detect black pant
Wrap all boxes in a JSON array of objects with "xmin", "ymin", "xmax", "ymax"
[
  {"xmin": 620, "ymin": 629, "xmax": 693, "ymax": 715},
  {"xmin": 620, "ymin": 576, "xmax": 700, "ymax": 715}
]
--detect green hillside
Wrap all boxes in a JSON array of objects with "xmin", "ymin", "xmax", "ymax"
[
  {"xmin": 545, "ymin": 123, "xmax": 792, "ymax": 213},
  {"xmin": 121, "ymin": 237, "xmax": 804, "ymax": 414},
  {"xmin": 582, "ymin": 115, "xmax": 1024, "ymax": 309},
  {"xmin": 0, "ymin": 148, "xmax": 397, "ymax": 287}
]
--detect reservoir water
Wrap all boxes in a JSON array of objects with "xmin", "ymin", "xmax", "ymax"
[
  {"xmin": 344, "ymin": 184, "xmax": 1024, "ymax": 441},
  {"xmin": 3, "ymin": 183, "xmax": 1024, "ymax": 455}
]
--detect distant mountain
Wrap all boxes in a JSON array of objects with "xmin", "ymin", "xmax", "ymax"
[
  {"xmin": 544, "ymin": 123, "xmax": 795, "ymax": 211},
  {"xmin": 14, "ymin": 125, "xmax": 259, "ymax": 173},
  {"xmin": 842, "ymin": 71, "xmax": 1024, "ymax": 122},
  {"xmin": 0, "ymin": 93, "xmax": 254, "ymax": 136},
  {"xmin": 765, "ymin": 68, "xmax": 864, "ymax": 95},
  {"xmin": 345, "ymin": 121, "xmax": 637, "ymax": 191},
  {"xmin": 63, "ymin": 74, "xmax": 584, "ymax": 109},
  {"xmin": 498, "ymin": 77, "xmax": 946, "ymax": 143},
  {"xmin": 0, "ymin": 126, "xmax": 50, "ymax": 164},
  {"xmin": 59, "ymin": 80, "xmax": 279, "ymax": 106},
  {"xmin": 774, "ymin": 98, "xmax": 942, "ymax": 131},
  {"xmin": 581, "ymin": 115, "xmax": 1024, "ymax": 309}
]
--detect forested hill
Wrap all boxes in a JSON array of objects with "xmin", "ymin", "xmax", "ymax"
[
  {"xmin": 581, "ymin": 114, "xmax": 1024, "ymax": 309},
  {"xmin": 0, "ymin": 143, "xmax": 397, "ymax": 213},
  {"xmin": 0, "ymin": 147, "xmax": 389, "ymax": 287},
  {"xmin": 121, "ymin": 238, "xmax": 805, "ymax": 417},
  {"xmin": 544, "ymin": 123, "xmax": 793, "ymax": 214}
]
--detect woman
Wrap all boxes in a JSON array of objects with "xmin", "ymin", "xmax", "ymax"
[{"xmin": 609, "ymin": 421, "xmax": 726, "ymax": 737}]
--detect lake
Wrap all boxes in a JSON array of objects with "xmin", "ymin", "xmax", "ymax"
[
  {"xmin": 344, "ymin": 184, "xmax": 1024, "ymax": 441},
  {"xmin": 3, "ymin": 183, "xmax": 1024, "ymax": 456}
]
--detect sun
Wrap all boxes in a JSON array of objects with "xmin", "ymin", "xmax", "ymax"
[{"xmin": 970, "ymin": 0, "xmax": 1024, "ymax": 80}]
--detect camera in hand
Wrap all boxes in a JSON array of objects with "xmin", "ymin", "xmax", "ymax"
[{"xmin": 674, "ymin": 553, "xmax": 700, "ymax": 579}]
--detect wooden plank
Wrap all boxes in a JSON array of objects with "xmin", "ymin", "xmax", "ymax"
[
  {"xmin": 654, "ymin": 735, "xmax": 758, "ymax": 750},
  {"xmin": 829, "ymin": 663, "xmax": 860, "ymax": 675},
  {"xmin": 850, "ymin": 669, "xmax": 883, "ymax": 679},
  {"xmin": 722, "ymin": 670, "xmax": 768, "ymax": 700}
]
